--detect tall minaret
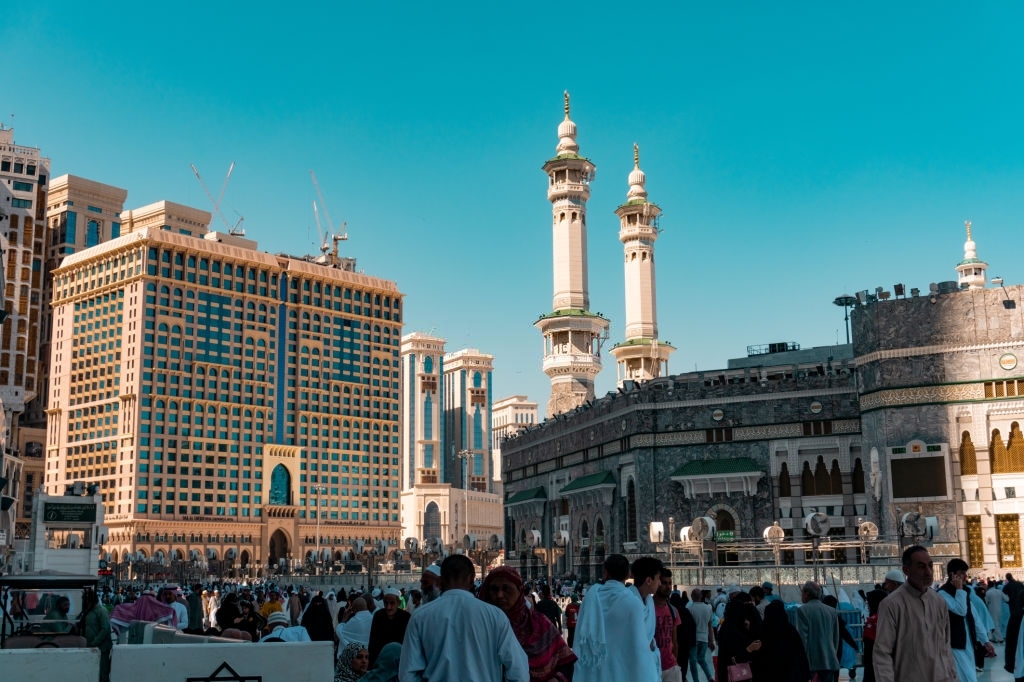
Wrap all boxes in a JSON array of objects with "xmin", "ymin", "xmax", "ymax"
[
  {"xmin": 535, "ymin": 92, "xmax": 609, "ymax": 417},
  {"xmin": 956, "ymin": 220, "xmax": 988, "ymax": 290},
  {"xmin": 610, "ymin": 144, "xmax": 674, "ymax": 386}
]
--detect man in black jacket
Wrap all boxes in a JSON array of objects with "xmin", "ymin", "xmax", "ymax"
[
  {"xmin": 535, "ymin": 583, "xmax": 563, "ymax": 631},
  {"xmin": 938, "ymin": 558, "xmax": 994, "ymax": 682}
]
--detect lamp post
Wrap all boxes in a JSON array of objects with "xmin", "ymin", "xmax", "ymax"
[
  {"xmin": 456, "ymin": 450, "xmax": 473, "ymax": 542},
  {"xmin": 833, "ymin": 294, "xmax": 857, "ymax": 345},
  {"xmin": 667, "ymin": 517, "xmax": 675, "ymax": 578},
  {"xmin": 312, "ymin": 484, "xmax": 327, "ymax": 575}
]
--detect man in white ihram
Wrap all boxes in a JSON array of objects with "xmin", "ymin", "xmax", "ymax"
[{"xmin": 400, "ymin": 554, "xmax": 527, "ymax": 682}]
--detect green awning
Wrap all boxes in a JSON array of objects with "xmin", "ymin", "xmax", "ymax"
[
  {"xmin": 560, "ymin": 471, "xmax": 616, "ymax": 493},
  {"xmin": 506, "ymin": 486, "xmax": 547, "ymax": 505}
]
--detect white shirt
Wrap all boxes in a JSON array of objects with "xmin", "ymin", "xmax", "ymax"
[
  {"xmin": 260, "ymin": 624, "xmax": 312, "ymax": 642},
  {"xmin": 336, "ymin": 610, "xmax": 373, "ymax": 655},
  {"xmin": 687, "ymin": 601, "xmax": 714, "ymax": 643},
  {"xmin": 170, "ymin": 601, "xmax": 189, "ymax": 631},
  {"xmin": 399, "ymin": 588, "xmax": 528, "ymax": 682}
]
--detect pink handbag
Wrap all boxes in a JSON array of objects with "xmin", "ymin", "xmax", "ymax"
[{"xmin": 727, "ymin": 659, "xmax": 753, "ymax": 682}]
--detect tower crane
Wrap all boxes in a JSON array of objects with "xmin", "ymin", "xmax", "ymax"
[
  {"xmin": 309, "ymin": 170, "xmax": 348, "ymax": 265},
  {"xmin": 191, "ymin": 162, "xmax": 245, "ymax": 235}
]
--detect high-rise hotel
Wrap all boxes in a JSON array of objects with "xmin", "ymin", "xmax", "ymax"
[{"xmin": 44, "ymin": 214, "xmax": 404, "ymax": 576}]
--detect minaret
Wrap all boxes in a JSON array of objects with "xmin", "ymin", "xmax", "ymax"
[
  {"xmin": 535, "ymin": 92, "xmax": 609, "ymax": 417},
  {"xmin": 956, "ymin": 220, "xmax": 988, "ymax": 290},
  {"xmin": 610, "ymin": 144, "xmax": 675, "ymax": 386}
]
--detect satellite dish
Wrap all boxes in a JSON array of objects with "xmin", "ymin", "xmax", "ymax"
[
  {"xmin": 804, "ymin": 511, "xmax": 831, "ymax": 536},
  {"xmin": 858, "ymin": 521, "xmax": 879, "ymax": 542},
  {"xmin": 901, "ymin": 512, "xmax": 926, "ymax": 537},
  {"xmin": 405, "ymin": 537, "xmax": 419, "ymax": 551},
  {"xmin": 763, "ymin": 524, "xmax": 785, "ymax": 544}
]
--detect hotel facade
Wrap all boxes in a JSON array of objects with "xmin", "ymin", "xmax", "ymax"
[{"xmin": 44, "ymin": 222, "xmax": 404, "ymax": 577}]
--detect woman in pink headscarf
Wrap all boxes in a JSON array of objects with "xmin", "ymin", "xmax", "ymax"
[{"xmin": 479, "ymin": 566, "xmax": 577, "ymax": 681}]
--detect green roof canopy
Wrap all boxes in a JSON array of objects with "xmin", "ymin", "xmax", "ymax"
[
  {"xmin": 506, "ymin": 486, "xmax": 547, "ymax": 505},
  {"xmin": 560, "ymin": 471, "xmax": 616, "ymax": 493}
]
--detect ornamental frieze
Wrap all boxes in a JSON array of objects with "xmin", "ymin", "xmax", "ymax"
[{"xmin": 860, "ymin": 382, "xmax": 986, "ymax": 412}]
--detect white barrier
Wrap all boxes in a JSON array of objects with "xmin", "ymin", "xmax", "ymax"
[
  {"xmin": 0, "ymin": 647, "xmax": 100, "ymax": 682},
  {"xmin": 111, "ymin": 640, "xmax": 334, "ymax": 682}
]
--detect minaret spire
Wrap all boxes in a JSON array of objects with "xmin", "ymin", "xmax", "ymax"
[
  {"xmin": 536, "ymin": 93, "xmax": 609, "ymax": 417},
  {"xmin": 956, "ymin": 219, "xmax": 988, "ymax": 290},
  {"xmin": 610, "ymin": 143, "xmax": 675, "ymax": 386}
]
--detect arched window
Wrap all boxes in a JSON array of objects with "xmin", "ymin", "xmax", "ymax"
[
  {"xmin": 960, "ymin": 431, "xmax": 978, "ymax": 475},
  {"xmin": 813, "ymin": 456, "xmax": 830, "ymax": 494},
  {"xmin": 852, "ymin": 458, "xmax": 866, "ymax": 493},
  {"xmin": 801, "ymin": 461, "xmax": 814, "ymax": 495},
  {"xmin": 829, "ymin": 459, "xmax": 843, "ymax": 494},
  {"xmin": 424, "ymin": 502, "xmax": 441, "ymax": 541},
  {"xmin": 778, "ymin": 462, "xmax": 792, "ymax": 497},
  {"xmin": 269, "ymin": 465, "xmax": 290, "ymax": 505},
  {"xmin": 992, "ymin": 429, "xmax": 1009, "ymax": 473},
  {"xmin": 1009, "ymin": 422, "xmax": 1024, "ymax": 471},
  {"xmin": 625, "ymin": 479, "xmax": 638, "ymax": 543}
]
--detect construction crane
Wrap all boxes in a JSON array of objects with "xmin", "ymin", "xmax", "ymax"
[
  {"xmin": 309, "ymin": 170, "xmax": 348, "ymax": 265},
  {"xmin": 191, "ymin": 162, "xmax": 245, "ymax": 235}
]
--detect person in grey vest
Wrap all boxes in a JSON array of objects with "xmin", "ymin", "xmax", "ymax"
[{"xmin": 796, "ymin": 581, "xmax": 840, "ymax": 682}]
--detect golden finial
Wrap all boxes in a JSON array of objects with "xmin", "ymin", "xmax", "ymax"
[
  {"xmin": 633, "ymin": 143, "xmax": 639, "ymax": 167},
  {"xmin": 965, "ymin": 220, "xmax": 972, "ymax": 241},
  {"xmin": 564, "ymin": 91, "xmax": 570, "ymax": 119}
]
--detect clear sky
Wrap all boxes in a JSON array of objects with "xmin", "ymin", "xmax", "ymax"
[{"xmin": 6, "ymin": 3, "xmax": 1024, "ymax": 408}]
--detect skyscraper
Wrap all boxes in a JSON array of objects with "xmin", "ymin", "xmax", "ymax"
[
  {"xmin": 535, "ymin": 93, "xmax": 609, "ymax": 417},
  {"xmin": 45, "ymin": 220, "xmax": 404, "ymax": 577}
]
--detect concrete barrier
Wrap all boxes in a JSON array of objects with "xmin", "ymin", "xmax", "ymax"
[
  {"xmin": 111, "ymin": 640, "xmax": 334, "ymax": 682},
  {"xmin": 0, "ymin": 647, "xmax": 100, "ymax": 682}
]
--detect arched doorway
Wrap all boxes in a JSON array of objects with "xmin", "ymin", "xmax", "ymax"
[
  {"xmin": 716, "ymin": 510, "xmax": 737, "ymax": 566},
  {"xmin": 240, "ymin": 550, "xmax": 251, "ymax": 577},
  {"xmin": 424, "ymin": 501, "xmax": 441, "ymax": 542},
  {"xmin": 269, "ymin": 529, "xmax": 289, "ymax": 572},
  {"xmin": 269, "ymin": 464, "xmax": 291, "ymax": 505}
]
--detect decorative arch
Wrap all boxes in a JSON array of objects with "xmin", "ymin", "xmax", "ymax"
[
  {"xmin": 778, "ymin": 462, "xmax": 792, "ymax": 497},
  {"xmin": 269, "ymin": 529, "xmax": 289, "ymax": 567},
  {"xmin": 423, "ymin": 501, "xmax": 441, "ymax": 541},
  {"xmin": 960, "ymin": 431, "xmax": 978, "ymax": 475},
  {"xmin": 269, "ymin": 464, "xmax": 291, "ymax": 505}
]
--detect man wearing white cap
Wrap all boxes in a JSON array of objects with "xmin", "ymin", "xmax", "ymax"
[
  {"xmin": 883, "ymin": 569, "xmax": 905, "ymax": 594},
  {"xmin": 368, "ymin": 587, "xmax": 410, "ymax": 667},
  {"xmin": 420, "ymin": 564, "xmax": 442, "ymax": 604},
  {"xmin": 260, "ymin": 610, "xmax": 311, "ymax": 642}
]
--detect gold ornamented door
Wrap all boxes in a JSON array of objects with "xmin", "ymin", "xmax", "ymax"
[
  {"xmin": 965, "ymin": 516, "xmax": 984, "ymax": 568},
  {"xmin": 996, "ymin": 515, "xmax": 1022, "ymax": 568}
]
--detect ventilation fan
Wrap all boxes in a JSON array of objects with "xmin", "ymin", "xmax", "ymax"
[
  {"xmin": 405, "ymin": 537, "xmax": 419, "ymax": 551},
  {"xmin": 679, "ymin": 526, "xmax": 693, "ymax": 542},
  {"xmin": 526, "ymin": 529, "xmax": 542, "ymax": 547},
  {"xmin": 206, "ymin": 547, "xmax": 217, "ymax": 559},
  {"xmin": 376, "ymin": 539, "xmax": 389, "ymax": 555},
  {"xmin": 804, "ymin": 511, "xmax": 831, "ymax": 536},
  {"xmin": 763, "ymin": 523, "xmax": 785, "ymax": 544},
  {"xmin": 901, "ymin": 512, "xmax": 926, "ymax": 538},
  {"xmin": 649, "ymin": 521, "xmax": 665, "ymax": 543},
  {"xmin": 354, "ymin": 539, "xmax": 365, "ymax": 554},
  {"xmin": 189, "ymin": 549, "xmax": 200, "ymax": 561},
  {"xmin": 464, "ymin": 534, "xmax": 479, "ymax": 550},
  {"xmin": 554, "ymin": 530, "xmax": 569, "ymax": 547},
  {"xmin": 392, "ymin": 550, "xmax": 404, "ymax": 561},
  {"xmin": 426, "ymin": 537, "xmax": 441, "ymax": 552},
  {"xmin": 489, "ymin": 534, "xmax": 502, "ymax": 550},
  {"xmin": 858, "ymin": 520, "xmax": 879, "ymax": 542},
  {"xmin": 689, "ymin": 516, "xmax": 716, "ymax": 540}
]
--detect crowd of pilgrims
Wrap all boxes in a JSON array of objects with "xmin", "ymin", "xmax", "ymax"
[{"xmin": 15, "ymin": 555, "xmax": 1024, "ymax": 682}]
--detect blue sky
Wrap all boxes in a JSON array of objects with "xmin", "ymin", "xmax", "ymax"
[{"xmin": 6, "ymin": 3, "xmax": 1024, "ymax": 408}]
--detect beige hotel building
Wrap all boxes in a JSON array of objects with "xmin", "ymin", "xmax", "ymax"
[{"xmin": 44, "ymin": 214, "xmax": 404, "ymax": 577}]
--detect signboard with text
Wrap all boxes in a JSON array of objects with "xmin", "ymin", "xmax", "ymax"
[{"xmin": 44, "ymin": 502, "xmax": 97, "ymax": 523}]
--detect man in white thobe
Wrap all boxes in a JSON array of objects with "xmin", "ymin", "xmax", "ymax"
[{"xmin": 575, "ymin": 553, "xmax": 660, "ymax": 682}]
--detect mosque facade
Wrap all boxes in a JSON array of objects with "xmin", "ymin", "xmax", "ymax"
[{"xmin": 503, "ymin": 98, "xmax": 1024, "ymax": 581}]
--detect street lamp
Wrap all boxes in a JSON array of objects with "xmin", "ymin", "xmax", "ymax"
[
  {"xmin": 312, "ymin": 484, "xmax": 327, "ymax": 575},
  {"xmin": 456, "ymin": 450, "xmax": 473, "ymax": 543},
  {"xmin": 833, "ymin": 294, "xmax": 857, "ymax": 345}
]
